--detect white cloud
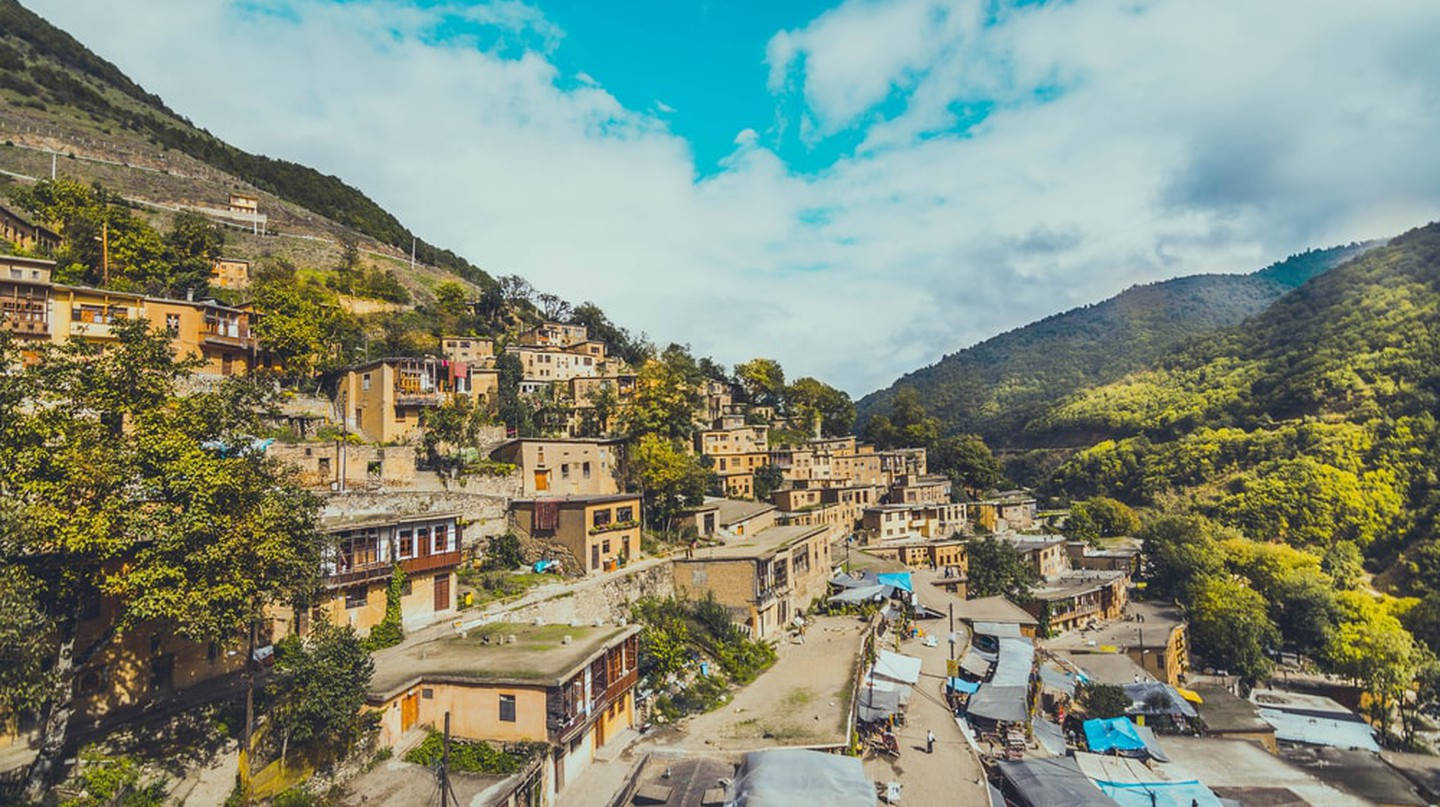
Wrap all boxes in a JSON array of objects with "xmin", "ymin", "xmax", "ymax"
[{"xmin": 22, "ymin": 0, "xmax": 1440, "ymax": 396}]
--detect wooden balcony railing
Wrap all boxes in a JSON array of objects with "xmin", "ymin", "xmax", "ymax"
[
  {"xmin": 325, "ymin": 550, "xmax": 462, "ymax": 587},
  {"xmin": 401, "ymin": 550, "xmax": 463, "ymax": 576}
]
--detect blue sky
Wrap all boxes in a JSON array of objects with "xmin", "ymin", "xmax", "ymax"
[{"xmin": 24, "ymin": 0, "xmax": 1440, "ymax": 394}]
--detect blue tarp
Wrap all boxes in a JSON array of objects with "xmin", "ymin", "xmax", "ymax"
[
  {"xmin": 947, "ymin": 677, "xmax": 980, "ymax": 694},
  {"xmin": 1097, "ymin": 781, "xmax": 1224, "ymax": 807},
  {"xmin": 876, "ymin": 572, "xmax": 913, "ymax": 592},
  {"xmin": 1083, "ymin": 717, "xmax": 1146, "ymax": 754}
]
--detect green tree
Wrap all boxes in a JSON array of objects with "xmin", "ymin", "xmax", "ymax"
[
  {"xmin": 495, "ymin": 352, "xmax": 531, "ymax": 436},
  {"xmin": 419, "ymin": 394, "xmax": 492, "ymax": 476},
  {"xmin": 627, "ymin": 434, "xmax": 709, "ymax": 532},
  {"xmin": 862, "ymin": 387, "xmax": 940, "ymax": 449},
  {"xmin": 735, "ymin": 358, "xmax": 786, "ymax": 407},
  {"xmin": 1189, "ymin": 576, "xmax": 1278, "ymax": 687},
  {"xmin": 164, "ymin": 210, "xmax": 224, "ymax": 296},
  {"xmin": 930, "ymin": 434, "xmax": 1002, "ymax": 494},
  {"xmin": 1325, "ymin": 591, "xmax": 1419, "ymax": 739},
  {"xmin": 623, "ymin": 357, "xmax": 702, "ymax": 443},
  {"xmin": 1081, "ymin": 683, "xmax": 1131, "ymax": 719},
  {"xmin": 1138, "ymin": 514, "xmax": 1224, "ymax": 600},
  {"xmin": 434, "ymin": 281, "xmax": 470, "ymax": 317},
  {"xmin": 785, "ymin": 377, "xmax": 855, "ymax": 437},
  {"xmin": 249, "ymin": 259, "xmax": 358, "ymax": 379},
  {"xmin": 1067, "ymin": 497, "xmax": 1141, "ymax": 542},
  {"xmin": 0, "ymin": 563, "xmax": 57, "ymax": 726},
  {"xmin": 267, "ymin": 621, "xmax": 374, "ymax": 761},
  {"xmin": 753, "ymin": 464, "xmax": 785, "ymax": 501},
  {"xmin": 0, "ymin": 324, "xmax": 324, "ymax": 797},
  {"xmin": 964, "ymin": 537, "xmax": 1038, "ymax": 601}
]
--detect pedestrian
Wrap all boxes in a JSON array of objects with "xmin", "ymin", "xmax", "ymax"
[{"xmin": 926, "ymin": 729, "xmax": 935, "ymax": 754}]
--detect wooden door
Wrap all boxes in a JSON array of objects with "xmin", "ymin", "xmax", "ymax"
[
  {"xmin": 590, "ymin": 544, "xmax": 600, "ymax": 571},
  {"xmin": 434, "ymin": 573, "xmax": 451, "ymax": 612},
  {"xmin": 401, "ymin": 691, "xmax": 419, "ymax": 732},
  {"xmin": 534, "ymin": 470, "xmax": 550, "ymax": 492}
]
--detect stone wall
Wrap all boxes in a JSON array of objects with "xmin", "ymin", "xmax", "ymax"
[
  {"xmin": 320, "ymin": 485, "xmax": 516, "ymax": 552},
  {"xmin": 469, "ymin": 562, "xmax": 676, "ymax": 626}
]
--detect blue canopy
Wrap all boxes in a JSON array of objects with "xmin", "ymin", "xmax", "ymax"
[
  {"xmin": 1083, "ymin": 717, "xmax": 1146, "ymax": 754},
  {"xmin": 1098, "ymin": 781, "xmax": 1224, "ymax": 807},
  {"xmin": 876, "ymin": 572, "xmax": 913, "ymax": 592},
  {"xmin": 947, "ymin": 677, "xmax": 980, "ymax": 694}
]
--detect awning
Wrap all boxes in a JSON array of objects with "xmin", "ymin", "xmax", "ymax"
[
  {"xmin": 828, "ymin": 584, "xmax": 889, "ymax": 604},
  {"xmin": 1134, "ymin": 724, "xmax": 1171, "ymax": 763},
  {"xmin": 947, "ymin": 677, "xmax": 980, "ymax": 694},
  {"xmin": 876, "ymin": 572, "xmax": 913, "ymax": 592},
  {"xmin": 973, "ymin": 621, "xmax": 1022, "ymax": 638},
  {"xmin": 1123, "ymin": 683, "xmax": 1198, "ymax": 718},
  {"xmin": 991, "ymin": 637, "xmax": 1035, "ymax": 688},
  {"xmin": 1039, "ymin": 665, "xmax": 1078, "ymax": 697},
  {"xmin": 872, "ymin": 650, "xmax": 923, "ymax": 685},
  {"xmin": 1176, "ymin": 687, "xmax": 1204, "ymax": 704},
  {"xmin": 857, "ymin": 684, "xmax": 904, "ymax": 722},
  {"xmin": 968, "ymin": 684, "xmax": 1029, "ymax": 723},
  {"xmin": 1083, "ymin": 717, "xmax": 1146, "ymax": 755},
  {"xmin": 959, "ymin": 648, "xmax": 992, "ymax": 678}
]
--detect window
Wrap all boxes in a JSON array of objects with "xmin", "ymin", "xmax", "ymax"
[
  {"xmin": 415, "ymin": 527, "xmax": 430, "ymax": 555},
  {"xmin": 583, "ymin": 462, "xmax": 591, "ymax": 479},
  {"xmin": 164, "ymin": 313, "xmax": 179, "ymax": 332},
  {"xmin": 616, "ymin": 506, "xmax": 634, "ymax": 523},
  {"xmin": 561, "ymin": 463, "xmax": 570, "ymax": 479},
  {"xmin": 362, "ymin": 373, "xmax": 372, "ymax": 391},
  {"xmin": 207, "ymin": 642, "xmax": 219, "ymax": 662},
  {"xmin": 345, "ymin": 587, "xmax": 368, "ymax": 608},
  {"xmin": 434, "ymin": 525, "xmax": 449, "ymax": 553},
  {"xmin": 398, "ymin": 530, "xmax": 414, "ymax": 558},
  {"xmin": 602, "ymin": 539, "xmax": 611, "ymax": 554},
  {"xmin": 499, "ymin": 694, "xmax": 516, "ymax": 722},
  {"xmin": 317, "ymin": 457, "xmax": 331, "ymax": 475},
  {"xmin": 422, "ymin": 688, "xmax": 434, "ymax": 699},
  {"xmin": 592, "ymin": 508, "xmax": 612, "ymax": 529}
]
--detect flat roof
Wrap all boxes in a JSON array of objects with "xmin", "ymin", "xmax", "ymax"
[
  {"xmin": 1250, "ymin": 688, "xmax": 1357, "ymax": 718},
  {"xmin": 1191, "ymin": 682, "xmax": 1272, "ymax": 734},
  {"xmin": 1046, "ymin": 600, "xmax": 1186, "ymax": 651},
  {"xmin": 1279, "ymin": 746, "xmax": 1423, "ymax": 805},
  {"xmin": 367, "ymin": 622, "xmax": 640, "ymax": 700},
  {"xmin": 1030, "ymin": 570, "xmax": 1128, "ymax": 601},
  {"xmin": 1058, "ymin": 651, "xmax": 1155, "ymax": 686},
  {"xmin": 1161, "ymin": 736, "xmax": 1373, "ymax": 807},
  {"xmin": 709, "ymin": 497, "xmax": 778, "ymax": 527},
  {"xmin": 680, "ymin": 524, "xmax": 827, "ymax": 561},
  {"xmin": 950, "ymin": 595, "xmax": 1039, "ymax": 626},
  {"xmin": 319, "ymin": 509, "xmax": 461, "ymax": 531},
  {"xmin": 0, "ymin": 254, "xmax": 56, "ymax": 267}
]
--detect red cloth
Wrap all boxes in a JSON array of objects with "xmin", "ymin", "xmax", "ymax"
[{"xmin": 451, "ymin": 361, "xmax": 468, "ymax": 380}]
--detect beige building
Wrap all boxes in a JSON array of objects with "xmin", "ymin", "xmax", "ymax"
[
  {"xmin": 0, "ymin": 202, "xmax": 60, "ymax": 254},
  {"xmin": 307, "ymin": 513, "xmax": 464, "ymax": 637},
  {"xmin": 1003, "ymin": 535, "xmax": 1070, "ymax": 580},
  {"xmin": 209, "ymin": 257, "xmax": 251, "ymax": 289},
  {"xmin": 367, "ymin": 623, "xmax": 639, "ymax": 802},
  {"xmin": 878, "ymin": 448, "xmax": 927, "ymax": 484},
  {"xmin": 490, "ymin": 438, "xmax": 624, "ymax": 497},
  {"xmin": 862, "ymin": 537, "xmax": 968, "ymax": 574},
  {"xmin": 698, "ymin": 425, "xmax": 769, "ymax": 456},
  {"xmin": 862, "ymin": 502, "xmax": 968, "ymax": 542},
  {"xmin": 517, "ymin": 321, "xmax": 589, "ymax": 348},
  {"xmin": 144, "ymin": 296, "xmax": 258, "ymax": 376},
  {"xmin": 887, "ymin": 473, "xmax": 951, "ymax": 505},
  {"xmin": 0, "ymin": 256, "xmax": 53, "ymax": 346},
  {"xmin": 506, "ymin": 344, "xmax": 603, "ymax": 383},
  {"xmin": 441, "ymin": 335, "xmax": 495, "ymax": 366},
  {"xmin": 335, "ymin": 356, "xmax": 493, "ymax": 443},
  {"xmin": 672, "ymin": 524, "xmax": 836, "ymax": 639},
  {"xmin": 509, "ymin": 494, "xmax": 641, "ymax": 574},
  {"xmin": 1025, "ymin": 571, "xmax": 1130, "ymax": 636},
  {"xmin": 266, "ymin": 442, "xmax": 417, "ymax": 490}
]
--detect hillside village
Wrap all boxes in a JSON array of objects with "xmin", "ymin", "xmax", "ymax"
[
  {"xmin": 4, "ymin": 204, "xmax": 1426, "ymax": 805},
  {"xmin": 3, "ymin": 3, "xmax": 1440, "ymax": 805}
]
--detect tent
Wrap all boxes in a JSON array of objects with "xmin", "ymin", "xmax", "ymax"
[
  {"xmin": 876, "ymin": 572, "xmax": 914, "ymax": 592},
  {"xmin": 857, "ymin": 684, "xmax": 904, "ymax": 722},
  {"xmin": 1097, "ymin": 781, "xmax": 1224, "ymax": 807},
  {"xmin": 872, "ymin": 650, "xmax": 922, "ymax": 685},
  {"xmin": 968, "ymin": 684, "xmax": 1029, "ymax": 723},
  {"xmin": 828, "ymin": 584, "xmax": 889, "ymax": 604},
  {"xmin": 1083, "ymin": 717, "xmax": 1147, "ymax": 755},
  {"xmin": 1133, "ymin": 725, "xmax": 1171, "ymax": 763},
  {"xmin": 973, "ymin": 621, "xmax": 1023, "ymax": 638},
  {"xmin": 947, "ymin": 677, "xmax": 980, "ymax": 694},
  {"xmin": 991, "ymin": 637, "xmax": 1035, "ymax": 688},
  {"xmin": 1033, "ymin": 716, "xmax": 1068, "ymax": 757},
  {"xmin": 1039, "ymin": 665, "xmax": 1078, "ymax": 697},
  {"xmin": 724, "ymin": 748, "xmax": 876, "ymax": 807},
  {"xmin": 996, "ymin": 758, "xmax": 1121, "ymax": 807},
  {"xmin": 1123, "ymin": 683, "xmax": 1198, "ymax": 719},
  {"xmin": 959, "ymin": 648, "xmax": 993, "ymax": 678}
]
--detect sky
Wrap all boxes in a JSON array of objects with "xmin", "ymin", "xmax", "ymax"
[{"xmin": 24, "ymin": 0, "xmax": 1440, "ymax": 395}]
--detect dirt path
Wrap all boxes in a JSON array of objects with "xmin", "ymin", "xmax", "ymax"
[{"xmin": 646, "ymin": 614, "xmax": 866, "ymax": 751}]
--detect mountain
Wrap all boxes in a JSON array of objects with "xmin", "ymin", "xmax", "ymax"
[
  {"xmin": 0, "ymin": 0, "xmax": 491, "ymax": 290},
  {"xmin": 1043, "ymin": 221, "xmax": 1440, "ymax": 559},
  {"xmin": 855, "ymin": 242, "xmax": 1375, "ymax": 447}
]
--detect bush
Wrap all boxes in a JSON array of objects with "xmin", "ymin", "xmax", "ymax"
[
  {"xmin": 401, "ymin": 730, "xmax": 544, "ymax": 774},
  {"xmin": 362, "ymin": 566, "xmax": 406, "ymax": 651},
  {"xmin": 482, "ymin": 533, "xmax": 525, "ymax": 571}
]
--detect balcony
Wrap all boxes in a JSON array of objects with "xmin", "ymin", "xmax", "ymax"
[
  {"xmin": 551, "ymin": 666, "xmax": 638, "ymax": 741},
  {"xmin": 201, "ymin": 326, "xmax": 255, "ymax": 350},
  {"xmin": 394, "ymin": 389, "xmax": 445, "ymax": 407},
  {"xmin": 0, "ymin": 317, "xmax": 49, "ymax": 336},
  {"xmin": 324, "ymin": 550, "xmax": 463, "ymax": 587}
]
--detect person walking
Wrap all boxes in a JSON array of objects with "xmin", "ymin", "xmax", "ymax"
[{"xmin": 926, "ymin": 729, "xmax": 936, "ymax": 754}]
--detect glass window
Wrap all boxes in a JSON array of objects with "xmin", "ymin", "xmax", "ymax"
[
  {"xmin": 398, "ymin": 530, "xmax": 413, "ymax": 558},
  {"xmin": 592, "ymin": 509, "xmax": 612, "ymax": 529},
  {"xmin": 414, "ymin": 526, "xmax": 430, "ymax": 555},
  {"xmin": 345, "ymin": 587, "xmax": 368, "ymax": 608},
  {"xmin": 616, "ymin": 506, "xmax": 634, "ymax": 523},
  {"xmin": 433, "ymin": 525, "xmax": 448, "ymax": 553},
  {"xmin": 583, "ymin": 462, "xmax": 591, "ymax": 478},
  {"xmin": 362, "ymin": 373, "xmax": 371, "ymax": 391},
  {"xmin": 499, "ymin": 694, "xmax": 516, "ymax": 722}
]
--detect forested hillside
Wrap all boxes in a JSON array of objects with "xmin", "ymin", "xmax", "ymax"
[
  {"xmin": 1037, "ymin": 222, "xmax": 1440, "ymax": 726},
  {"xmin": 855, "ymin": 243, "xmax": 1373, "ymax": 447},
  {"xmin": 0, "ymin": 0, "xmax": 490, "ymax": 286}
]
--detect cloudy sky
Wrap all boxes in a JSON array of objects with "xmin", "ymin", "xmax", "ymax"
[{"xmin": 26, "ymin": 0, "xmax": 1440, "ymax": 394}]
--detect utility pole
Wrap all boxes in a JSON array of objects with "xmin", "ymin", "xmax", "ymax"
[
  {"xmin": 411, "ymin": 236, "xmax": 417, "ymax": 271},
  {"xmin": 50, "ymin": 151, "xmax": 56, "ymax": 179},
  {"xmin": 100, "ymin": 220, "xmax": 109, "ymax": 285},
  {"xmin": 438, "ymin": 711, "xmax": 457, "ymax": 807}
]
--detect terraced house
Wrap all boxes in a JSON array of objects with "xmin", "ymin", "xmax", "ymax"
[{"xmin": 508, "ymin": 494, "xmax": 642, "ymax": 574}]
